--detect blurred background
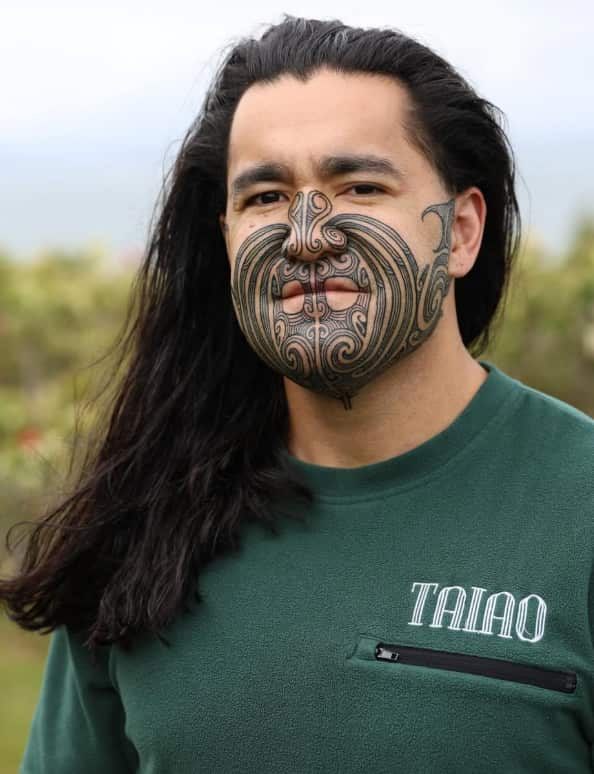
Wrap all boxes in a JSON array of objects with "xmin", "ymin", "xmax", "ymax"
[{"xmin": 1, "ymin": 1, "xmax": 593, "ymax": 771}]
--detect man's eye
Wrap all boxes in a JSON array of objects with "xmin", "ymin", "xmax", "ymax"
[
  {"xmin": 245, "ymin": 191, "xmax": 285, "ymax": 206},
  {"xmin": 349, "ymin": 184, "xmax": 383, "ymax": 195}
]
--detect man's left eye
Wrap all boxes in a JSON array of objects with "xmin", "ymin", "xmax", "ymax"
[{"xmin": 349, "ymin": 184, "xmax": 383, "ymax": 195}]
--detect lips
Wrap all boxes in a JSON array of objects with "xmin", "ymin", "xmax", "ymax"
[{"xmin": 280, "ymin": 277, "xmax": 361, "ymax": 299}]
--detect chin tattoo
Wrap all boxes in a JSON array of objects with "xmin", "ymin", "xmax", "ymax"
[{"xmin": 230, "ymin": 190, "xmax": 455, "ymax": 411}]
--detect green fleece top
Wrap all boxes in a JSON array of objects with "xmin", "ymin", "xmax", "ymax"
[{"xmin": 19, "ymin": 361, "xmax": 594, "ymax": 773}]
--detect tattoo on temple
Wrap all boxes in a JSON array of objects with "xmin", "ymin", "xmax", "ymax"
[{"xmin": 231, "ymin": 190, "xmax": 455, "ymax": 411}]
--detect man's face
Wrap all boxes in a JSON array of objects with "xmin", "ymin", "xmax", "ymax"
[{"xmin": 221, "ymin": 68, "xmax": 456, "ymax": 408}]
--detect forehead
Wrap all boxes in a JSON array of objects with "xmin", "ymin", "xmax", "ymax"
[{"xmin": 226, "ymin": 68, "xmax": 417, "ymax": 177}]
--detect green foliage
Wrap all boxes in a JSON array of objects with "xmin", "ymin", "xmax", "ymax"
[
  {"xmin": 0, "ymin": 246, "xmax": 134, "ymax": 564},
  {"xmin": 485, "ymin": 218, "xmax": 594, "ymax": 416}
]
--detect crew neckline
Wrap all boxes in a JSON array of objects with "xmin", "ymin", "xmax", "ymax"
[{"xmin": 282, "ymin": 360, "xmax": 521, "ymax": 499}]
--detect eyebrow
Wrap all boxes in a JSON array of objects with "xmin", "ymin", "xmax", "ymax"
[{"xmin": 230, "ymin": 153, "xmax": 404, "ymax": 202}]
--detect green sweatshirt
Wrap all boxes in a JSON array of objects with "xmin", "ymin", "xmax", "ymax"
[{"xmin": 19, "ymin": 361, "xmax": 594, "ymax": 773}]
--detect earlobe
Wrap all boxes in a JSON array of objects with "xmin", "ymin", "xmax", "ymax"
[{"xmin": 449, "ymin": 188, "xmax": 486, "ymax": 278}]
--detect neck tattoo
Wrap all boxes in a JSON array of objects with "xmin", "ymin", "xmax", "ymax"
[{"xmin": 230, "ymin": 190, "xmax": 455, "ymax": 410}]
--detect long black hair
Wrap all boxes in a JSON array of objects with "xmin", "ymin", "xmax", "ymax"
[{"xmin": 0, "ymin": 15, "xmax": 521, "ymax": 654}]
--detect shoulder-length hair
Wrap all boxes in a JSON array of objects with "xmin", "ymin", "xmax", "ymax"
[{"xmin": 1, "ymin": 15, "xmax": 521, "ymax": 654}]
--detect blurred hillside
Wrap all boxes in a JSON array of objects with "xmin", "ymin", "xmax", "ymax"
[
  {"xmin": 487, "ymin": 218, "xmax": 594, "ymax": 414},
  {"xmin": 0, "ymin": 245, "xmax": 135, "ymax": 571},
  {"xmin": 1, "ymin": 220, "xmax": 594, "ymax": 568}
]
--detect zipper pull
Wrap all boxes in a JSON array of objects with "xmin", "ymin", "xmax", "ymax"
[{"xmin": 376, "ymin": 643, "xmax": 399, "ymax": 661}]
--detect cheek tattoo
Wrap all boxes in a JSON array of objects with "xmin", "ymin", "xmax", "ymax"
[{"xmin": 230, "ymin": 190, "xmax": 455, "ymax": 410}]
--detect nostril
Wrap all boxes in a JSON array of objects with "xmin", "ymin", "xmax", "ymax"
[{"xmin": 280, "ymin": 239, "xmax": 296, "ymax": 261}]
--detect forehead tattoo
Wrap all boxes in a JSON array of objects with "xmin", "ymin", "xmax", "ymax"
[{"xmin": 230, "ymin": 190, "xmax": 454, "ymax": 410}]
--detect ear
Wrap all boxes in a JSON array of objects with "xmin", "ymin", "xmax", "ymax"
[
  {"xmin": 448, "ymin": 187, "xmax": 486, "ymax": 278},
  {"xmin": 219, "ymin": 213, "xmax": 228, "ymax": 245}
]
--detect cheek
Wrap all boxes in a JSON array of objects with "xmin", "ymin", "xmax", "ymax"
[
  {"xmin": 389, "ymin": 218, "xmax": 428, "ymax": 263},
  {"xmin": 228, "ymin": 219, "xmax": 254, "ymax": 243},
  {"xmin": 227, "ymin": 223, "xmax": 261, "ymax": 274}
]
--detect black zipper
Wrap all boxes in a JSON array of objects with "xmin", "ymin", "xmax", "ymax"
[{"xmin": 375, "ymin": 642, "xmax": 577, "ymax": 694}]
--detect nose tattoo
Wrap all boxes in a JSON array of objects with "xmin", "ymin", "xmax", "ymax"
[{"xmin": 280, "ymin": 190, "xmax": 347, "ymax": 259}]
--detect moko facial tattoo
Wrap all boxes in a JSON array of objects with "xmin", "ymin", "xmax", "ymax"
[{"xmin": 230, "ymin": 190, "xmax": 455, "ymax": 409}]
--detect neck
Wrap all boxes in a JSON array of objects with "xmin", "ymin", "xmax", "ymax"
[{"xmin": 283, "ymin": 326, "xmax": 488, "ymax": 468}]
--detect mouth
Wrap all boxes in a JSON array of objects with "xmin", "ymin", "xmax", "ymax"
[{"xmin": 280, "ymin": 277, "xmax": 362, "ymax": 299}]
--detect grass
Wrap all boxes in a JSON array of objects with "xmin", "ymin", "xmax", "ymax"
[{"xmin": 0, "ymin": 614, "xmax": 49, "ymax": 774}]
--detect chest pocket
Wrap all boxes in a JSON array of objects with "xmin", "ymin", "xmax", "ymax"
[{"xmin": 347, "ymin": 633, "xmax": 577, "ymax": 694}]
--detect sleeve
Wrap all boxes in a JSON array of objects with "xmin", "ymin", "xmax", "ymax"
[{"xmin": 19, "ymin": 625, "xmax": 138, "ymax": 773}]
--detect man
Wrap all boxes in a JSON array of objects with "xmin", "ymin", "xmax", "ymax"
[
  {"xmin": 12, "ymin": 15, "xmax": 594, "ymax": 774},
  {"xmin": 220, "ymin": 64, "xmax": 486, "ymax": 457}
]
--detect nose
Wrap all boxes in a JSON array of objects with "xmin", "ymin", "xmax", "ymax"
[{"xmin": 280, "ymin": 189, "xmax": 347, "ymax": 262}]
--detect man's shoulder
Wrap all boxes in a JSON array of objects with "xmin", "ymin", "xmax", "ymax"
[
  {"xmin": 510, "ymin": 375, "xmax": 594, "ymax": 439},
  {"xmin": 501, "ymin": 371, "xmax": 594, "ymax": 477}
]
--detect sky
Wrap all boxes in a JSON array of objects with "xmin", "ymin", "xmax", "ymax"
[{"xmin": 1, "ymin": 0, "xmax": 593, "ymax": 261}]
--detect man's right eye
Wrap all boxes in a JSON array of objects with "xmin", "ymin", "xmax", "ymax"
[{"xmin": 245, "ymin": 191, "xmax": 285, "ymax": 207}]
